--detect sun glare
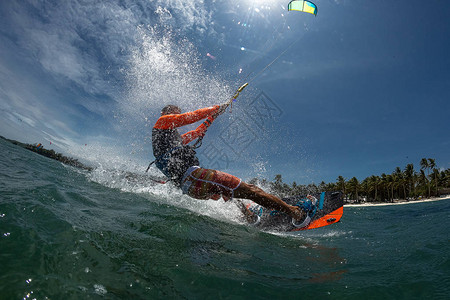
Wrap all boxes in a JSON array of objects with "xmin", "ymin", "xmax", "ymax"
[{"xmin": 243, "ymin": 0, "xmax": 282, "ymax": 10}]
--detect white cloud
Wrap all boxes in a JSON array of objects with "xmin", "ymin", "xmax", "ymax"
[
  {"xmin": 10, "ymin": 112, "xmax": 36, "ymax": 127},
  {"xmin": 27, "ymin": 28, "xmax": 90, "ymax": 85},
  {"xmin": 3, "ymin": 0, "xmax": 214, "ymax": 99}
]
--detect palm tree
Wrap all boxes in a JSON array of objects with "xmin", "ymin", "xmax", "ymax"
[
  {"xmin": 418, "ymin": 170, "xmax": 428, "ymax": 197},
  {"xmin": 272, "ymin": 174, "xmax": 290, "ymax": 197},
  {"xmin": 325, "ymin": 182, "xmax": 337, "ymax": 192},
  {"xmin": 394, "ymin": 167, "xmax": 406, "ymax": 199},
  {"xmin": 420, "ymin": 158, "xmax": 429, "ymax": 170},
  {"xmin": 404, "ymin": 164, "xmax": 415, "ymax": 199},
  {"xmin": 272, "ymin": 174, "xmax": 283, "ymax": 195},
  {"xmin": 443, "ymin": 169, "xmax": 450, "ymax": 188},
  {"xmin": 428, "ymin": 159, "xmax": 438, "ymax": 196},
  {"xmin": 361, "ymin": 178, "xmax": 369, "ymax": 202},
  {"xmin": 369, "ymin": 175, "xmax": 380, "ymax": 202},
  {"xmin": 432, "ymin": 168, "xmax": 440, "ymax": 196},
  {"xmin": 261, "ymin": 178, "xmax": 268, "ymax": 187},
  {"xmin": 388, "ymin": 174, "xmax": 395, "ymax": 202},
  {"xmin": 291, "ymin": 181, "xmax": 297, "ymax": 191},
  {"xmin": 420, "ymin": 158, "xmax": 431, "ymax": 197},
  {"xmin": 380, "ymin": 173, "xmax": 387, "ymax": 201},
  {"xmin": 348, "ymin": 177, "xmax": 360, "ymax": 202},
  {"xmin": 336, "ymin": 176, "xmax": 346, "ymax": 198},
  {"xmin": 306, "ymin": 183, "xmax": 319, "ymax": 195},
  {"xmin": 319, "ymin": 181, "xmax": 327, "ymax": 192},
  {"xmin": 274, "ymin": 174, "xmax": 283, "ymax": 184},
  {"xmin": 428, "ymin": 158, "xmax": 436, "ymax": 169},
  {"xmin": 381, "ymin": 174, "xmax": 394, "ymax": 202}
]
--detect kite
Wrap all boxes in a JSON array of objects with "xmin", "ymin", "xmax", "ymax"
[{"xmin": 287, "ymin": 0, "xmax": 318, "ymax": 16}]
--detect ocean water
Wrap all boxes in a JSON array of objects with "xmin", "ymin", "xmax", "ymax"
[{"xmin": 1, "ymin": 138, "xmax": 449, "ymax": 300}]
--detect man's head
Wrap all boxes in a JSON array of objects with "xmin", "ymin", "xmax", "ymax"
[{"xmin": 161, "ymin": 105, "xmax": 181, "ymax": 116}]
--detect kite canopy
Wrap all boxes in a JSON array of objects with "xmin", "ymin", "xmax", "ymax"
[{"xmin": 287, "ymin": 0, "xmax": 318, "ymax": 16}]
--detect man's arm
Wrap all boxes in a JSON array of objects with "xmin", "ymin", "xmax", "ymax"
[
  {"xmin": 181, "ymin": 116, "xmax": 215, "ymax": 144},
  {"xmin": 153, "ymin": 106, "xmax": 219, "ymax": 130}
]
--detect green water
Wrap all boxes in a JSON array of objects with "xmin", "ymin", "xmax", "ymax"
[{"xmin": 1, "ymin": 139, "xmax": 449, "ymax": 299}]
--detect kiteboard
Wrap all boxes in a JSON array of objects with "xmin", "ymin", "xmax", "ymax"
[{"xmin": 242, "ymin": 191, "xmax": 343, "ymax": 232}]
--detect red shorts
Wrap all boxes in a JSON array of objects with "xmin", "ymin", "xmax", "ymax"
[{"xmin": 181, "ymin": 166, "xmax": 241, "ymax": 201}]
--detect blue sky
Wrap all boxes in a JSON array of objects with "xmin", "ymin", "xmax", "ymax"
[{"xmin": 0, "ymin": 0, "xmax": 449, "ymax": 185}]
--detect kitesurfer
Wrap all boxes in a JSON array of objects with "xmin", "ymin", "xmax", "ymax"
[{"xmin": 151, "ymin": 104, "xmax": 308, "ymax": 224}]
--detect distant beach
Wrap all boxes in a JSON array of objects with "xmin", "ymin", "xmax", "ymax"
[{"xmin": 344, "ymin": 195, "xmax": 450, "ymax": 207}]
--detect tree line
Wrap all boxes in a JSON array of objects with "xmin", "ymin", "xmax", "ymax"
[
  {"xmin": 249, "ymin": 158, "xmax": 450, "ymax": 203},
  {"xmin": 1, "ymin": 136, "xmax": 92, "ymax": 171}
]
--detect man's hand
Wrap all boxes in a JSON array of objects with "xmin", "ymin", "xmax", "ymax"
[
  {"xmin": 213, "ymin": 102, "xmax": 229, "ymax": 118},
  {"xmin": 214, "ymin": 83, "xmax": 248, "ymax": 118}
]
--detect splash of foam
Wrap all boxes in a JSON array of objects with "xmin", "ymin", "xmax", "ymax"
[{"xmin": 122, "ymin": 24, "xmax": 231, "ymax": 120}]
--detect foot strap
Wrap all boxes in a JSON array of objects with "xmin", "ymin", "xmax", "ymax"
[
  {"xmin": 291, "ymin": 195, "xmax": 317, "ymax": 228},
  {"xmin": 292, "ymin": 215, "xmax": 311, "ymax": 228},
  {"xmin": 250, "ymin": 215, "xmax": 261, "ymax": 226}
]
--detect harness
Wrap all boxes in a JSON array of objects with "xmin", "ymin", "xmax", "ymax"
[{"xmin": 145, "ymin": 146, "xmax": 182, "ymax": 175}]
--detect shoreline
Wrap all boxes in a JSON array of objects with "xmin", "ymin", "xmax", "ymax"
[
  {"xmin": 1, "ymin": 135, "xmax": 92, "ymax": 171},
  {"xmin": 344, "ymin": 195, "xmax": 450, "ymax": 207}
]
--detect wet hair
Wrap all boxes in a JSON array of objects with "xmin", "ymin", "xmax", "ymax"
[{"xmin": 161, "ymin": 105, "xmax": 181, "ymax": 115}]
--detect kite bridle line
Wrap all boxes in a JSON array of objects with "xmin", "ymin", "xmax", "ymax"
[{"xmin": 243, "ymin": 34, "xmax": 303, "ymax": 85}]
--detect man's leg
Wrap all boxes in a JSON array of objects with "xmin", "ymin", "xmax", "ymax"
[
  {"xmin": 181, "ymin": 167, "xmax": 305, "ymax": 221},
  {"xmin": 234, "ymin": 182, "xmax": 305, "ymax": 221}
]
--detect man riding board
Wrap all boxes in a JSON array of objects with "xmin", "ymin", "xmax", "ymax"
[{"xmin": 151, "ymin": 103, "xmax": 312, "ymax": 226}]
